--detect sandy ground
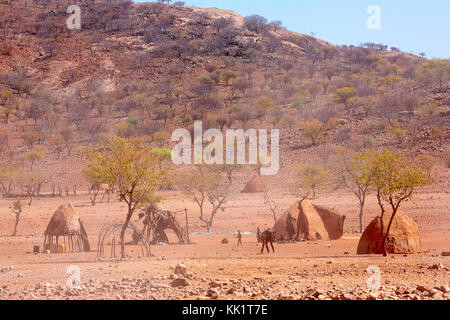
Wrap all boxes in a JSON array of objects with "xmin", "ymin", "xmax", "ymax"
[{"xmin": 0, "ymin": 187, "xmax": 449, "ymax": 300}]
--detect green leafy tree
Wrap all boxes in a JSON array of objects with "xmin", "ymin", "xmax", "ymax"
[
  {"xmin": 376, "ymin": 75, "xmax": 403, "ymax": 90},
  {"xmin": 255, "ymin": 96, "xmax": 275, "ymax": 110},
  {"xmin": 287, "ymin": 164, "xmax": 330, "ymax": 204},
  {"xmin": 0, "ymin": 166, "xmax": 19, "ymax": 197},
  {"xmin": 150, "ymin": 147, "xmax": 172, "ymax": 161},
  {"xmin": 150, "ymin": 147, "xmax": 174, "ymax": 189},
  {"xmin": 369, "ymin": 149, "xmax": 434, "ymax": 256},
  {"xmin": 333, "ymin": 87, "xmax": 357, "ymax": 108},
  {"xmin": 416, "ymin": 59, "xmax": 450, "ymax": 88},
  {"xmin": 83, "ymin": 137, "xmax": 169, "ymax": 258},
  {"xmin": 299, "ymin": 120, "xmax": 327, "ymax": 146}
]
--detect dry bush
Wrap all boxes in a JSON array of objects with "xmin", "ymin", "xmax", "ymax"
[{"xmin": 445, "ymin": 148, "xmax": 450, "ymax": 169}]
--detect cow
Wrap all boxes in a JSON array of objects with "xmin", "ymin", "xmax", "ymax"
[{"xmin": 260, "ymin": 229, "xmax": 275, "ymax": 254}]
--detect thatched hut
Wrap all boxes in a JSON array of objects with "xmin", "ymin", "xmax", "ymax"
[
  {"xmin": 273, "ymin": 200, "xmax": 346, "ymax": 241},
  {"xmin": 357, "ymin": 210, "xmax": 421, "ymax": 254},
  {"xmin": 242, "ymin": 176, "xmax": 265, "ymax": 193},
  {"xmin": 44, "ymin": 204, "xmax": 91, "ymax": 253}
]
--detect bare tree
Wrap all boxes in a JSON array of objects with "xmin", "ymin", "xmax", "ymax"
[
  {"xmin": 262, "ymin": 180, "xmax": 279, "ymax": 224},
  {"xmin": 179, "ymin": 165, "xmax": 236, "ymax": 233},
  {"xmin": 328, "ymin": 148, "xmax": 372, "ymax": 233},
  {"xmin": 17, "ymin": 171, "xmax": 47, "ymax": 205},
  {"xmin": 212, "ymin": 17, "xmax": 234, "ymax": 33},
  {"xmin": 244, "ymin": 15, "xmax": 268, "ymax": 34}
]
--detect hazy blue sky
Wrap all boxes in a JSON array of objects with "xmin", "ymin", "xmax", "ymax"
[{"xmin": 136, "ymin": 0, "xmax": 449, "ymax": 58}]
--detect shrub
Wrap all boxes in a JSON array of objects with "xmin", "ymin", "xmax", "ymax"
[
  {"xmin": 152, "ymin": 131, "xmax": 170, "ymax": 146},
  {"xmin": 293, "ymin": 90, "xmax": 310, "ymax": 111},
  {"xmin": 418, "ymin": 102, "xmax": 442, "ymax": 116},
  {"xmin": 386, "ymin": 121, "xmax": 406, "ymax": 144},
  {"xmin": 359, "ymin": 136, "xmax": 375, "ymax": 150},
  {"xmin": 299, "ymin": 120, "xmax": 327, "ymax": 146},
  {"xmin": 244, "ymin": 15, "xmax": 268, "ymax": 33},
  {"xmin": 444, "ymin": 148, "xmax": 450, "ymax": 169},
  {"xmin": 430, "ymin": 126, "xmax": 447, "ymax": 141},
  {"xmin": 21, "ymin": 131, "xmax": 41, "ymax": 149},
  {"xmin": 333, "ymin": 87, "xmax": 357, "ymax": 107}
]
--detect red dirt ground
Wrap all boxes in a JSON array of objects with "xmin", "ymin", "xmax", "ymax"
[{"xmin": 0, "ymin": 181, "xmax": 449, "ymax": 300}]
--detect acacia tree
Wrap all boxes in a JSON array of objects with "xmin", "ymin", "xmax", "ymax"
[
  {"xmin": 0, "ymin": 166, "xmax": 18, "ymax": 197},
  {"xmin": 150, "ymin": 147, "xmax": 175, "ymax": 190},
  {"xmin": 179, "ymin": 165, "xmax": 235, "ymax": 233},
  {"xmin": 10, "ymin": 200, "xmax": 23, "ymax": 236},
  {"xmin": 330, "ymin": 148, "xmax": 373, "ymax": 233},
  {"xmin": 299, "ymin": 120, "xmax": 327, "ymax": 146},
  {"xmin": 386, "ymin": 121, "xmax": 406, "ymax": 145},
  {"xmin": 244, "ymin": 15, "xmax": 268, "ymax": 33},
  {"xmin": 26, "ymin": 149, "xmax": 43, "ymax": 171},
  {"xmin": 18, "ymin": 171, "xmax": 47, "ymax": 205},
  {"xmin": 287, "ymin": 164, "xmax": 329, "ymax": 204},
  {"xmin": 333, "ymin": 87, "xmax": 357, "ymax": 108},
  {"xmin": 83, "ymin": 137, "xmax": 169, "ymax": 258},
  {"xmin": 369, "ymin": 149, "xmax": 434, "ymax": 256},
  {"xmin": 262, "ymin": 180, "xmax": 279, "ymax": 224},
  {"xmin": 416, "ymin": 59, "xmax": 450, "ymax": 88}
]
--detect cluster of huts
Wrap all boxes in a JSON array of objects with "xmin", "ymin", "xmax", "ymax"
[{"xmin": 40, "ymin": 198, "xmax": 422, "ymax": 255}]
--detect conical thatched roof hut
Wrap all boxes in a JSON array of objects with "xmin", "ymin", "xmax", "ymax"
[
  {"xmin": 357, "ymin": 210, "xmax": 421, "ymax": 254},
  {"xmin": 273, "ymin": 200, "xmax": 346, "ymax": 241},
  {"xmin": 242, "ymin": 176, "xmax": 265, "ymax": 193},
  {"xmin": 44, "ymin": 204, "xmax": 91, "ymax": 252}
]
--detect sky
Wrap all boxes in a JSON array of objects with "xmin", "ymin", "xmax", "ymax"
[{"xmin": 136, "ymin": 0, "xmax": 450, "ymax": 59}]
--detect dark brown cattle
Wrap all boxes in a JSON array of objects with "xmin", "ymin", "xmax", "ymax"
[{"xmin": 260, "ymin": 230, "xmax": 275, "ymax": 254}]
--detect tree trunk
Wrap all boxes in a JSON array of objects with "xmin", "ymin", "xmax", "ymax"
[
  {"xmin": 145, "ymin": 244, "xmax": 151, "ymax": 258},
  {"xmin": 184, "ymin": 208, "xmax": 190, "ymax": 243},
  {"xmin": 12, "ymin": 218, "xmax": 19, "ymax": 236},
  {"xmin": 359, "ymin": 199, "xmax": 365, "ymax": 233},
  {"xmin": 376, "ymin": 192, "xmax": 387, "ymax": 256},
  {"xmin": 381, "ymin": 213, "xmax": 387, "ymax": 257},
  {"xmin": 120, "ymin": 209, "xmax": 134, "ymax": 259},
  {"xmin": 382, "ymin": 208, "xmax": 398, "ymax": 257}
]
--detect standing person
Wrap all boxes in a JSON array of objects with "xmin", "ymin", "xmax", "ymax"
[
  {"xmin": 236, "ymin": 230, "xmax": 243, "ymax": 246},
  {"xmin": 286, "ymin": 214, "xmax": 296, "ymax": 241},
  {"xmin": 256, "ymin": 227, "xmax": 262, "ymax": 243}
]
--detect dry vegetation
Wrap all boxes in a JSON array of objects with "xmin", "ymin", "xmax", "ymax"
[{"xmin": 0, "ymin": 0, "xmax": 449, "ymax": 301}]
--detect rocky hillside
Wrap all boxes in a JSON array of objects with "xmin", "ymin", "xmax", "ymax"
[{"xmin": 0, "ymin": 0, "xmax": 449, "ymax": 192}]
